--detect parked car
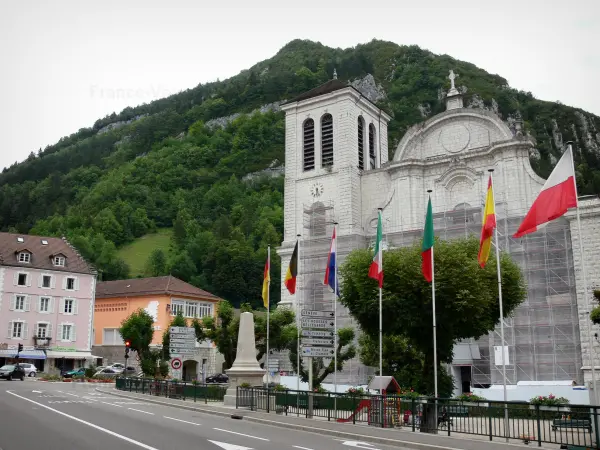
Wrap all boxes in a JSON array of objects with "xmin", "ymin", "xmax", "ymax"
[
  {"xmin": 17, "ymin": 363, "xmax": 37, "ymax": 377},
  {"xmin": 94, "ymin": 368, "xmax": 120, "ymax": 379},
  {"xmin": 63, "ymin": 368, "xmax": 86, "ymax": 378},
  {"xmin": 0, "ymin": 364, "xmax": 26, "ymax": 381},
  {"xmin": 205, "ymin": 373, "xmax": 229, "ymax": 384}
]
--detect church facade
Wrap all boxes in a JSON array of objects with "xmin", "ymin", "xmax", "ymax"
[{"xmin": 277, "ymin": 72, "xmax": 600, "ymax": 392}]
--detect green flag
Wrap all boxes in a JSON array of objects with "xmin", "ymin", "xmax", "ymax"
[{"xmin": 422, "ymin": 197, "xmax": 434, "ymax": 282}]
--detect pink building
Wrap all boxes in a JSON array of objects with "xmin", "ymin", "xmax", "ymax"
[{"xmin": 0, "ymin": 233, "xmax": 97, "ymax": 374}]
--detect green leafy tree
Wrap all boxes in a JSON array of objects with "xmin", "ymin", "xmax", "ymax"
[
  {"xmin": 254, "ymin": 307, "xmax": 296, "ymax": 366},
  {"xmin": 145, "ymin": 249, "xmax": 168, "ymax": 277},
  {"xmin": 119, "ymin": 309, "xmax": 156, "ymax": 376},
  {"xmin": 288, "ymin": 327, "xmax": 357, "ymax": 388},
  {"xmin": 340, "ymin": 236, "xmax": 526, "ymax": 397}
]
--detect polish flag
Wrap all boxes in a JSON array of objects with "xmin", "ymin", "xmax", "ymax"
[{"xmin": 513, "ymin": 147, "xmax": 577, "ymax": 238}]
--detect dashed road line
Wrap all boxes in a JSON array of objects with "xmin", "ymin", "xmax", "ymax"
[
  {"xmin": 163, "ymin": 416, "xmax": 201, "ymax": 426},
  {"xmin": 128, "ymin": 408, "xmax": 154, "ymax": 415},
  {"xmin": 213, "ymin": 428, "xmax": 269, "ymax": 441}
]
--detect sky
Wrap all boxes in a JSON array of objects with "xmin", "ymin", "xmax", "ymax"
[{"xmin": 1, "ymin": 0, "xmax": 599, "ymax": 171}]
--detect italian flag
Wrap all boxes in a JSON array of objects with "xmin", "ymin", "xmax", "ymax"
[
  {"xmin": 368, "ymin": 211, "xmax": 384, "ymax": 287},
  {"xmin": 422, "ymin": 197, "xmax": 434, "ymax": 282}
]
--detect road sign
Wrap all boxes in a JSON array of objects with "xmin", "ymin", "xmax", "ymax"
[
  {"xmin": 301, "ymin": 318, "xmax": 335, "ymax": 329},
  {"xmin": 301, "ymin": 346, "xmax": 335, "ymax": 357},
  {"xmin": 170, "ymin": 337, "xmax": 195, "ymax": 344},
  {"xmin": 301, "ymin": 329, "xmax": 334, "ymax": 338},
  {"xmin": 301, "ymin": 309, "xmax": 334, "ymax": 318},
  {"xmin": 301, "ymin": 338, "xmax": 335, "ymax": 346},
  {"xmin": 171, "ymin": 357, "xmax": 182, "ymax": 370},
  {"xmin": 170, "ymin": 348, "xmax": 195, "ymax": 355},
  {"xmin": 170, "ymin": 326, "xmax": 195, "ymax": 335}
]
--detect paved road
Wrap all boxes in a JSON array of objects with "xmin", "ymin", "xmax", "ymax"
[{"xmin": 0, "ymin": 381, "xmax": 395, "ymax": 450}]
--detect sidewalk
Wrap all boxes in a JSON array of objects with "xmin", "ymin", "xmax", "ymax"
[{"xmin": 96, "ymin": 387, "xmax": 563, "ymax": 450}]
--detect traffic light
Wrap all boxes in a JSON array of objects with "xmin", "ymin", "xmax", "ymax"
[
  {"xmin": 124, "ymin": 341, "xmax": 130, "ymax": 358},
  {"xmin": 17, "ymin": 343, "xmax": 23, "ymax": 353}
]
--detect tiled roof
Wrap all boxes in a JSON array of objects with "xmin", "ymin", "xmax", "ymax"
[
  {"xmin": 96, "ymin": 275, "xmax": 221, "ymax": 301},
  {"xmin": 0, "ymin": 232, "xmax": 95, "ymax": 274}
]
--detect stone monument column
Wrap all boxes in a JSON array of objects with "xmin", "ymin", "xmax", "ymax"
[{"xmin": 223, "ymin": 312, "xmax": 265, "ymax": 406}]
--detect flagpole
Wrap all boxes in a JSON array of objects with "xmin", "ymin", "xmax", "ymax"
[
  {"xmin": 567, "ymin": 142, "xmax": 599, "ymax": 405},
  {"xmin": 489, "ymin": 169, "xmax": 509, "ymax": 441},
  {"xmin": 378, "ymin": 208, "xmax": 383, "ymax": 381},
  {"xmin": 333, "ymin": 222, "xmax": 338, "ymax": 417},
  {"xmin": 428, "ymin": 190, "xmax": 439, "ymax": 403},
  {"xmin": 266, "ymin": 245, "xmax": 270, "ymax": 387},
  {"xmin": 296, "ymin": 234, "xmax": 301, "ymax": 401}
]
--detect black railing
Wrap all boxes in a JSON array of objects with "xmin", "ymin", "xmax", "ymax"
[
  {"xmin": 236, "ymin": 387, "xmax": 600, "ymax": 448},
  {"xmin": 115, "ymin": 377, "xmax": 226, "ymax": 403}
]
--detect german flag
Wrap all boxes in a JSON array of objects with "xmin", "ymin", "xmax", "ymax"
[{"xmin": 284, "ymin": 240, "xmax": 298, "ymax": 294}]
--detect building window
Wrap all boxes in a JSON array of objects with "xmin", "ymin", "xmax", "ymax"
[
  {"xmin": 369, "ymin": 123, "xmax": 376, "ymax": 169},
  {"xmin": 171, "ymin": 300, "xmax": 185, "ymax": 316},
  {"xmin": 39, "ymin": 297, "xmax": 51, "ymax": 313},
  {"xmin": 60, "ymin": 324, "xmax": 74, "ymax": 341},
  {"xmin": 63, "ymin": 299, "xmax": 76, "ymax": 314},
  {"xmin": 54, "ymin": 256, "xmax": 65, "ymax": 267},
  {"xmin": 103, "ymin": 328, "xmax": 124, "ymax": 345},
  {"xmin": 172, "ymin": 300, "xmax": 214, "ymax": 318},
  {"xmin": 186, "ymin": 302, "xmax": 198, "ymax": 318},
  {"xmin": 10, "ymin": 321, "xmax": 27, "ymax": 339},
  {"xmin": 17, "ymin": 273, "xmax": 27, "ymax": 286},
  {"xmin": 18, "ymin": 252, "xmax": 31, "ymax": 263},
  {"xmin": 42, "ymin": 275, "xmax": 51, "ymax": 288},
  {"xmin": 358, "ymin": 116, "xmax": 365, "ymax": 170},
  {"xmin": 303, "ymin": 118, "xmax": 315, "ymax": 171},
  {"xmin": 321, "ymin": 114, "xmax": 333, "ymax": 167},
  {"xmin": 36, "ymin": 323, "xmax": 51, "ymax": 338},
  {"xmin": 66, "ymin": 277, "xmax": 75, "ymax": 290},
  {"xmin": 14, "ymin": 295, "xmax": 26, "ymax": 311}
]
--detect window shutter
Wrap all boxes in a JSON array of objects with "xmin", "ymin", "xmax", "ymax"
[
  {"xmin": 9, "ymin": 296, "xmax": 15, "ymax": 311},
  {"xmin": 72, "ymin": 299, "xmax": 78, "ymax": 315},
  {"xmin": 24, "ymin": 296, "xmax": 31, "ymax": 312},
  {"xmin": 57, "ymin": 323, "xmax": 63, "ymax": 340},
  {"xmin": 22, "ymin": 322, "xmax": 29, "ymax": 339},
  {"xmin": 51, "ymin": 276, "xmax": 56, "ymax": 289},
  {"xmin": 13, "ymin": 272, "xmax": 18, "ymax": 285},
  {"xmin": 7, "ymin": 321, "xmax": 12, "ymax": 338},
  {"xmin": 71, "ymin": 326, "xmax": 76, "ymax": 342},
  {"xmin": 38, "ymin": 275, "xmax": 43, "ymax": 288},
  {"xmin": 47, "ymin": 323, "xmax": 53, "ymax": 338},
  {"xmin": 62, "ymin": 277, "xmax": 67, "ymax": 290},
  {"xmin": 59, "ymin": 298, "xmax": 65, "ymax": 314},
  {"xmin": 26, "ymin": 274, "xmax": 31, "ymax": 287},
  {"xmin": 49, "ymin": 297, "xmax": 55, "ymax": 313},
  {"xmin": 75, "ymin": 277, "xmax": 80, "ymax": 291}
]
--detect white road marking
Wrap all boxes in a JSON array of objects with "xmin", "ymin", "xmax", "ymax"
[
  {"xmin": 63, "ymin": 392, "xmax": 80, "ymax": 398},
  {"xmin": 293, "ymin": 447, "xmax": 315, "ymax": 450},
  {"xmin": 32, "ymin": 390, "xmax": 42, "ymax": 393},
  {"xmin": 128, "ymin": 408, "xmax": 154, "ymax": 415},
  {"xmin": 163, "ymin": 416, "xmax": 201, "ymax": 426},
  {"xmin": 213, "ymin": 428, "xmax": 269, "ymax": 441},
  {"xmin": 208, "ymin": 441, "xmax": 253, "ymax": 450},
  {"xmin": 6, "ymin": 390, "xmax": 162, "ymax": 450}
]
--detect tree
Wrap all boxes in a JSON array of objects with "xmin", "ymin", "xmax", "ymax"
[
  {"xmin": 145, "ymin": 249, "xmax": 167, "ymax": 277},
  {"xmin": 288, "ymin": 327, "xmax": 357, "ymax": 388},
  {"xmin": 340, "ymin": 236, "xmax": 526, "ymax": 397},
  {"xmin": 254, "ymin": 307, "xmax": 296, "ymax": 366},
  {"xmin": 119, "ymin": 309, "xmax": 157, "ymax": 376},
  {"xmin": 589, "ymin": 290, "xmax": 600, "ymax": 324}
]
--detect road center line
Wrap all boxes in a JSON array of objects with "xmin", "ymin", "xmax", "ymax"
[
  {"xmin": 6, "ymin": 390, "xmax": 162, "ymax": 450},
  {"xmin": 163, "ymin": 416, "xmax": 201, "ymax": 426},
  {"xmin": 101, "ymin": 401, "xmax": 123, "ymax": 408},
  {"xmin": 293, "ymin": 447, "xmax": 315, "ymax": 450},
  {"xmin": 213, "ymin": 428, "xmax": 269, "ymax": 441},
  {"xmin": 128, "ymin": 408, "xmax": 154, "ymax": 415}
]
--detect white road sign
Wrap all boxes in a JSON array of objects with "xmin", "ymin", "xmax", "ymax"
[
  {"xmin": 170, "ymin": 337, "xmax": 195, "ymax": 343},
  {"xmin": 301, "ymin": 318, "xmax": 335, "ymax": 329},
  {"xmin": 302, "ymin": 338, "xmax": 335, "ymax": 346},
  {"xmin": 170, "ymin": 326, "xmax": 195, "ymax": 335},
  {"xmin": 302, "ymin": 346, "xmax": 335, "ymax": 357},
  {"xmin": 301, "ymin": 309, "xmax": 334, "ymax": 318},
  {"xmin": 301, "ymin": 330, "xmax": 334, "ymax": 338}
]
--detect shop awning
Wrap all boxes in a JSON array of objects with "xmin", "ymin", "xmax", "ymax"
[
  {"xmin": 17, "ymin": 350, "xmax": 46, "ymax": 360},
  {"xmin": 46, "ymin": 351, "xmax": 95, "ymax": 360},
  {"xmin": 0, "ymin": 349, "xmax": 17, "ymax": 358}
]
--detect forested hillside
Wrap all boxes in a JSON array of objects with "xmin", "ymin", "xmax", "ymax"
[{"xmin": 2, "ymin": 39, "xmax": 599, "ymax": 308}]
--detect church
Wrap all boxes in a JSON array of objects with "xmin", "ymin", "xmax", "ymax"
[{"xmin": 276, "ymin": 71, "xmax": 600, "ymax": 394}]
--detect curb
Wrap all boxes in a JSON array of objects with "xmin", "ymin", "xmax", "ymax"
[{"xmin": 96, "ymin": 388, "xmax": 529, "ymax": 450}]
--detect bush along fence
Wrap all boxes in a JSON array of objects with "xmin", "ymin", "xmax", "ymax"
[
  {"xmin": 236, "ymin": 387, "xmax": 600, "ymax": 448},
  {"xmin": 115, "ymin": 377, "xmax": 226, "ymax": 403}
]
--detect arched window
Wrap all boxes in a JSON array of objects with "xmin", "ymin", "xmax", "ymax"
[
  {"xmin": 357, "ymin": 116, "xmax": 365, "ymax": 170},
  {"xmin": 368, "ymin": 123, "xmax": 376, "ymax": 169},
  {"xmin": 321, "ymin": 114, "xmax": 334, "ymax": 167},
  {"xmin": 303, "ymin": 118, "xmax": 315, "ymax": 171}
]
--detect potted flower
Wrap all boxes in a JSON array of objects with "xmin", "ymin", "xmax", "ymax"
[{"xmin": 529, "ymin": 394, "xmax": 570, "ymax": 412}]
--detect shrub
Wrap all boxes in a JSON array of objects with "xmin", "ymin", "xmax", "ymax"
[
  {"xmin": 529, "ymin": 394, "xmax": 569, "ymax": 406},
  {"xmin": 456, "ymin": 392, "xmax": 487, "ymax": 402},
  {"xmin": 347, "ymin": 387, "xmax": 366, "ymax": 395}
]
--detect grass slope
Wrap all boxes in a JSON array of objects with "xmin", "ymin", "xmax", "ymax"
[{"xmin": 117, "ymin": 228, "xmax": 173, "ymax": 277}]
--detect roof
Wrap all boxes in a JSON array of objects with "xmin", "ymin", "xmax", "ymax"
[
  {"xmin": 96, "ymin": 275, "xmax": 221, "ymax": 301},
  {"xmin": 0, "ymin": 232, "xmax": 95, "ymax": 274}
]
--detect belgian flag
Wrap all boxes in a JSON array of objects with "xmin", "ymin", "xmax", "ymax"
[{"xmin": 284, "ymin": 240, "xmax": 298, "ymax": 294}]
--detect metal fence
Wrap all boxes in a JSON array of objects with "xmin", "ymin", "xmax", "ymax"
[
  {"xmin": 115, "ymin": 377, "xmax": 227, "ymax": 403},
  {"xmin": 236, "ymin": 387, "xmax": 600, "ymax": 448}
]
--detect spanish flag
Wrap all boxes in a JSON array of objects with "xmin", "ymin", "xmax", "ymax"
[
  {"xmin": 284, "ymin": 240, "xmax": 298, "ymax": 294},
  {"xmin": 478, "ymin": 175, "xmax": 497, "ymax": 268},
  {"xmin": 262, "ymin": 250, "xmax": 270, "ymax": 308}
]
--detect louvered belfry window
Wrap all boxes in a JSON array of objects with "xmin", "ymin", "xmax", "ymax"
[
  {"xmin": 358, "ymin": 116, "xmax": 365, "ymax": 170},
  {"xmin": 369, "ymin": 123, "xmax": 376, "ymax": 169},
  {"xmin": 303, "ymin": 118, "xmax": 315, "ymax": 171},
  {"xmin": 321, "ymin": 114, "xmax": 334, "ymax": 167}
]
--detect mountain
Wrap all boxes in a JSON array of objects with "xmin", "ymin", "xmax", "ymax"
[{"xmin": 1, "ymin": 39, "xmax": 599, "ymax": 308}]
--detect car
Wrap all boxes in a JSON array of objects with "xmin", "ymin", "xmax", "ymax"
[
  {"xmin": 17, "ymin": 363, "xmax": 37, "ymax": 377},
  {"xmin": 94, "ymin": 367, "xmax": 120, "ymax": 379},
  {"xmin": 0, "ymin": 364, "xmax": 26, "ymax": 381},
  {"xmin": 63, "ymin": 368, "xmax": 86, "ymax": 378},
  {"xmin": 205, "ymin": 373, "xmax": 229, "ymax": 384}
]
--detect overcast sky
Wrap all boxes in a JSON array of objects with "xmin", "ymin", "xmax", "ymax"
[{"xmin": 1, "ymin": 0, "xmax": 598, "ymax": 171}]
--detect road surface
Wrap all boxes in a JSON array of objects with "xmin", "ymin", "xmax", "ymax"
[{"xmin": 0, "ymin": 380, "xmax": 394, "ymax": 450}]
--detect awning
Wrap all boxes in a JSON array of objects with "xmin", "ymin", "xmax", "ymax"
[
  {"xmin": 17, "ymin": 350, "xmax": 46, "ymax": 360},
  {"xmin": 0, "ymin": 349, "xmax": 17, "ymax": 358},
  {"xmin": 46, "ymin": 351, "xmax": 95, "ymax": 360},
  {"xmin": 452, "ymin": 342, "xmax": 481, "ymax": 364}
]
